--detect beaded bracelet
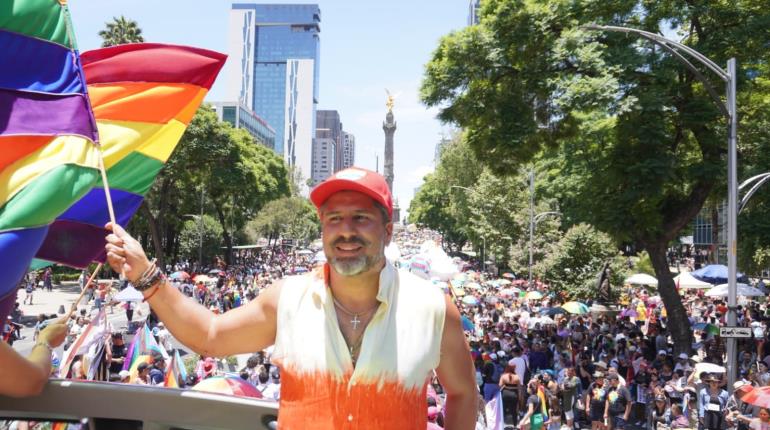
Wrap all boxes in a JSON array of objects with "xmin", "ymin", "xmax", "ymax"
[{"xmin": 135, "ymin": 264, "xmax": 164, "ymax": 292}]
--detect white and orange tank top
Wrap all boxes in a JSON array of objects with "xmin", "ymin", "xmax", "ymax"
[{"xmin": 272, "ymin": 260, "xmax": 446, "ymax": 429}]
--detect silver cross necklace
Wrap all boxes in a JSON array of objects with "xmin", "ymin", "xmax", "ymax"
[{"xmin": 332, "ymin": 297, "xmax": 379, "ymax": 330}]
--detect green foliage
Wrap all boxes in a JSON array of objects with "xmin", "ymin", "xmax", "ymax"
[
  {"xmin": 408, "ymin": 132, "xmax": 483, "ymax": 252},
  {"xmin": 98, "ymin": 16, "xmax": 144, "ymax": 47},
  {"xmin": 633, "ymin": 251, "xmax": 656, "ymax": 276},
  {"xmin": 130, "ymin": 106, "xmax": 291, "ymax": 266},
  {"xmin": 422, "ymin": 0, "xmax": 770, "ymax": 350},
  {"xmin": 538, "ymin": 224, "xmax": 629, "ymax": 301},
  {"xmin": 178, "ymin": 215, "xmax": 223, "ymax": 263},
  {"xmin": 245, "ymin": 196, "xmax": 320, "ymax": 245}
]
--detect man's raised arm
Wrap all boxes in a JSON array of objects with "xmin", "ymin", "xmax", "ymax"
[{"xmin": 105, "ymin": 223, "xmax": 280, "ymax": 357}]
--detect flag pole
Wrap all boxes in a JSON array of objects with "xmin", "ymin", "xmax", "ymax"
[{"xmin": 65, "ymin": 263, "xmax": 103, "ymax": 321}]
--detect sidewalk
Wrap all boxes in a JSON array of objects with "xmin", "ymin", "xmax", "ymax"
[{"xmin": 15, "ymin": 280, "xmax": 113, "ymax": 326}]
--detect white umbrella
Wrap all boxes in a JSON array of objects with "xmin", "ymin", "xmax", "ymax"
[
  {"xmin": 705, "ymin": 283, "xmax": 764, "ymax": 297},
  {"xmin": 114, "ymin": 286, "xmax": 143, "ymax": 302},
  {"xmin": 625, "ymin": 273, "xmax": 658, "ymax": 286},
  {"xmin": 674, "ymin": 271, "xmax": 713, "ymax": 289},
  {"xmin": 296, "ymin": 249, "xmax": 313, "ymax": 255},
  {"xmin": 528, "ymin": 315, "xmax": 555, "ymax": 328},
  {"xmin": 312, "ymin": 251, "xmax": 327, "ymax": 263},
  {"xmin": 694, "ymin": 362, "xmax": 726, "ymax": 379}
]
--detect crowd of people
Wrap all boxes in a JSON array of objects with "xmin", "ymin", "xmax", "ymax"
[{"xmin": 6, "ymin": 224, "xmax": 770, "ymax": 430}]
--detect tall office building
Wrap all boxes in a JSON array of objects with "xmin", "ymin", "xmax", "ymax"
[
  {"xmin": 341, "ymin": 131, "xmax": 355, "ymax": 169},
  {"xmin": 210, "ymin": 102, "xmax": 276, "ymax": 150},
  {"xmin": 311, "ymin": 134, "xmax": 336, "ymax": 187},
  {"xmin": 316, "ymin": 110, "xmax": 343, "ymax": 170},
  {"xmin": 468, "ymin": 0, "xmax": 481, "ymax": 25},
  {"xmin": 226, "ymin": 4, "xmax": 321, "ymax": 190},
  {"xmin": 434, "ymin": 136, "xmax": 450, "ymax": 164}
]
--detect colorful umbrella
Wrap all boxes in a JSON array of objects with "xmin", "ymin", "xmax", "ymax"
[
  {"xmin": 460, "ymin": 315, "xmax": 475, "ymax": 332},
  {"xmin": 465, "ymin": 282, "xmax": 482, "ymax": 290},
  {"xmin": 462, "ymin": 296, "xmax": 479, "ymax": 306},
  {"xmin": 561, "ymin": 301, "xmax": 589, "ymax": 315},
  {"xmin": 192, "ymin": 376, "xmax": 263, "ymax": 399},
  {"xmin": 170, "ymin": 271, "xmax": 190, "ymax": 280},
  {"xmin": 525, "ymin": 291, "xmax": 544, "ymax": 300},
  {"xmin": 692, "ymin": 322, "xmax": 720, "ymax": 336},
  {"xmin": 193, "ymin": 274, "xmax": 213, "ymax": 283},
  {"xmin": 540, "ymin": 307, "xmax": 567, "ymax": 316},
  {"xmin": 619, "ymin": 308, "xmax": 638, "ymax": 318},
  {"xmin": 735, "ymin": 385, "xmax": 770, "ymax": 408},
  {"xmin": 499, "ymin": 288, "xmax": 520, "ymax": 297}
]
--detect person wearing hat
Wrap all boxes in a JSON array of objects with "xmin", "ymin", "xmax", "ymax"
[
  {"xmin": 118, "ymin": 370, "xmax": 131, "ymax": 383},
  {"xmin": 699, "ymin": 374, "xmax": 729, "ymax": 430},
  {"xmin": 148, "ymin": 352, "xmax": 166, "ymax": 385},
  {"xmin": 648, "ymin": 394, "xmax": 671, "ymax": 430},
  {"xmin": 104, "ymin": 167, "xmax": 477, "ymax": 429},
  {"xmin": 604, "ymin": 373, "xmax": 632, "ymax": 430}
]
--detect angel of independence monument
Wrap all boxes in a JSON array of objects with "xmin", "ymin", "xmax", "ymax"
[{"xmin": 383, "ymin": 93, "xmax": 401, "ymax": 223}]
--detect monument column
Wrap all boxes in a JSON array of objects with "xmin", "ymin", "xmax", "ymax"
[{"xmin": 382, "ymin": 109, "xmax": 396, "ymax": 192}]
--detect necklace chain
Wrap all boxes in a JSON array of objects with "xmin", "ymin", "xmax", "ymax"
[{"xmin": 331, "ymin": 296, "xmax": 379, "ymax": 318}]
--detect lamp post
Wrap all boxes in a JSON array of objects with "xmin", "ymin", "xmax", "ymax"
[
  {"xmin": 583, "ymin": 24, "xmax": 738, "ymax": 389},
  {"xmin": 526, "ymin": 170, "xmax": 562, "ymax": 289}
]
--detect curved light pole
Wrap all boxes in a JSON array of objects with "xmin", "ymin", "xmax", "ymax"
[
  {"xmin": 583, "ymin": 24, "xmax": 738, "ymax": 390},
  {"xmin": 739, "ymin": 173, "xmax": 770, "ymax": 214}
]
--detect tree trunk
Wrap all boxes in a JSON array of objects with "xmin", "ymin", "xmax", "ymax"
[
  {"xmin": 647, "ymin": 242, "xmax": 692, "ymax": 355},
  {"xmin": 214, "ymin": 203, "xmax": 233, "ymax": 266},
  {"xmin": 710, "ymin": 204, "xmax": 720, "ymax": 264},
  {"xmin": 140, "ymin": 201, "xmax": 164, "ymax": 268}
]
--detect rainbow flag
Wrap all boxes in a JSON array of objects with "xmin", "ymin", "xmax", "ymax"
[
  {"xmin": 34, "ymin": 43, "xmax": 226, "ymax": 268},
  {"xmin": 122, "ymin": 322, "xmax": 164, "ymax": 371},
  {"xmin": 164, "ymin": 353, "xmax": 179, "ymax": 388},
  {"xmin": 0, "ymin": 1, "xmax": 225, "ymax": 322},
  {"xmin": 174, "ymin": 348, "xmax": 188, "ymax": 383},
  {"xmin": 0, "ymin": 0, "xmax": 100, "ymax": 322}
]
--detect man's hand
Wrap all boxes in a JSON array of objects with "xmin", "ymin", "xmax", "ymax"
[
  {"xmin": 38, "ymin": 320, "xmax": 67, "ymax": 348},
  {"xmin": 104, "ymin": 223, "xmax": 151, "ymax": 283}
]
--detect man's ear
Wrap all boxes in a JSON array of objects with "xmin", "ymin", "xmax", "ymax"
[{"xmin": 384, "ymin": 222, "xmax": 393, "ymax": 245}]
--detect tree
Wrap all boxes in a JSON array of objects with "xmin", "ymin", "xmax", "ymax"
[
  {"xmin": 130, "ymin": 107, "xmax": 290, "ymax": 267},
  {"xmin": 538, "ymin": 224, "xmax": 629, "ymax": 302},
  {"xmin": 178, "ymin": 215, "xmax": 223, "ymax": 264},
  {"xmin": 245, "ymin": 197, "xmax": 320, "ymax": 246},
  {"xmin": 98, "ymin": 16, "xmax": 144, "ymax": 47},
  {"xmin": 421, "ymin": 0, "xmax": 770, "ymax": 354}
]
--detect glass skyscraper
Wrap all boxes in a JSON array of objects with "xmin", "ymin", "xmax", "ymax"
[{"xmin": 226, "ymin": 4, "xmax": 320, "ymax": 189}]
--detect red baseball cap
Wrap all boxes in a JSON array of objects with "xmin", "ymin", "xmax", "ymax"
[{"xmin": 310, "ymin": 167, "xmax": 393, "ymax": 219}]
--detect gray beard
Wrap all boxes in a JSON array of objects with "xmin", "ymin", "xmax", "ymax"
[{"xmin": 330, "ymin": 255, "xmax": 375, "ymax": 276}]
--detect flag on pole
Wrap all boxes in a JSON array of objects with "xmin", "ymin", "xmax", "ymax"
[
  {"xmin": 164, "ymin": 352, "xmax": 179, "ymax": 388},
  {"xmin": 31, "ymin": 43, "xmax": 226, "ymax": 269},
  {"xmin": 122, "ymin": 322, "xmax": 164, "ymax": 371},
  {"xmin": 59, "ymin": 309, "xmax": 108, "ymax": 378},
  {"xmin": 174, "ymin": 348, "xmax": 188, "ymax": 383},
  {"xmin": 0, "ymin": 0, "xmax": 100, "ymax": 322},
  {"xmin": 484, "ymin": 390, "xmax": 504, "ymax": 430}
]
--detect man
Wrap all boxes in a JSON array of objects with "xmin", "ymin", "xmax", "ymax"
[
  {"xmin": 105, "ymin": 167, "xmax": 477, "ymax": 429},
  {"xmin": 604, "ymin": 374, "xmax": 632, "ymax": 430},
  {"xmin": 148, "ymin": 353, "xmax": 166, "ymax": 385},
  {"xmin": 560, "ymin": 366, "xmax": 580, "ymax": 429},
  {"xmin": 135, "ymin": 362, "xmax": 150, "ymax": 385},
  {"xmin": 107, "ymin": 332, "xmax": 127, "ymax": 377}
]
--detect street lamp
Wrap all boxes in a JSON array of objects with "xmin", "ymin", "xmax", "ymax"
[
  {"xmin": 739, "ymin": 173, "xmax": 770, "ymax": 214},
  {"xmin": 583, "ymin": 24, "xmax": 738, "ymax": 389}
]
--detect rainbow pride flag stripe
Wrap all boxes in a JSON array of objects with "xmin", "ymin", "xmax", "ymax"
[{"xmin": 0, "ymin": 0, "xmax": 99, "ymax": 319}]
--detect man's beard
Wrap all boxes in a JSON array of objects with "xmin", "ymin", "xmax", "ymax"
[{"xmin": 328, "ymin": 236, "xmax": 383, "ymax": 276}]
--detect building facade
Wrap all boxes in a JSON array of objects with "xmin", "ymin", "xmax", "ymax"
[
  {"xmin": 315, "ymin": 110, "xmax": 343, "ymax": 171},
  {"xmin": 341, "ymin": 131, "xmax": 355, "ymax": 169},
  {"xmin": 226, "ymin": 4, "xmax": 321, "ymax": 190},
  {"xmin": 311, "ymin": 136, "xmax": 336, "ymax": 187},
  {"xmin": 468, "ymin": 0, "xmax": 481, "ymax": 25},
  {"xmin": 210, "ymin": 102, "xmax": 276, "ymax": 150}
]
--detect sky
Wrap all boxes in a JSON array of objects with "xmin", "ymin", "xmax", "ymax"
[{"xmin": 69, "ymin": 0, "xmax": 470, "ymax": 219}]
